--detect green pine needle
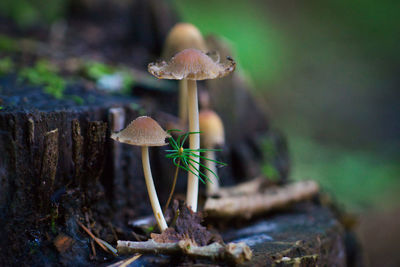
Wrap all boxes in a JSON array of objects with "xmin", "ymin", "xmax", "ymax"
[{"xmin": 164, "ymin": 130, "xmax": 227, "ymax": 184}]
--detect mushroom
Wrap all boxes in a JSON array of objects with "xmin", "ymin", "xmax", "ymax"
[
  {"xmin": 199, "ymin": 109, "xmax": 225, "ymax": 196},
  {"xmin": 148, "ymin": 48, "xmax": 235, "ymax": 211},
  {"xmin": 111, "ymin": 116, "xmax": 170, "ymax": 232},
  {"xmin": 163, "ymin": 23, "xmax": 207, "ymax": 124}
]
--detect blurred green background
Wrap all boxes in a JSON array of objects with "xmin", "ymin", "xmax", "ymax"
[
  {"xmin": 172, "ymin": 1, "xmax": 400, "ymax": 264},
  {"xmin": 172, "ymin": 0, "xmax": 400, "ymax": 213}
]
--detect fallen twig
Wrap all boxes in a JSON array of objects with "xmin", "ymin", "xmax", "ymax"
[
  {"xmin": 107, "ymin": 254, "xmax": 141, "ymax": 267},
  {"xmin": 76, "ymin": 219, "xmax": 118, "ymax": 256},
  {"xmin": 85, "ymin": 213, "xmax": 96, "ymax": 257},
  {"xmin": 117, "ymin": 239, "xmax": 251, "ymax": 264},
  {"xmin": 204, "ymin": 180, "xmax": 319, "ymax": 219}
]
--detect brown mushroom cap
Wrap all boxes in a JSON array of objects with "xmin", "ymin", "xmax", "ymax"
[
  {"xmin": 111, "ymin": 116, "xmax": 171, "ymax": 146},
  {"xmin": 163, "ymin": 23, "xmax": 207, "ymax": 59},
  {"xmin": 199, "ymin": 109, "xmax": 225, "ymax": 148},
  {"xmin": 148, "ymin": 48, "xmax": 236, "ymax": 81}
]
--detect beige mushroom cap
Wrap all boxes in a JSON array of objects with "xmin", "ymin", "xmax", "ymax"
[
  {"xmin": 148, "ymin": 48, "xmax": 236, "ymax": 81},
  {"xmin": 199, "ymin": 109, "xmax": 225, "ymax": 148},
  {"xmin": 163, "ymin": 23, "xmax": 207, "ymax": 59},
  {"xmin": 111, "ymin": 116, "xmax": 171, "ymax": 146}
]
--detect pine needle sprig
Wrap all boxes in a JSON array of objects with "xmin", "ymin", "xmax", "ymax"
[{"xmin": 163, "ymin": 130, "xmax": 227, "ymax": 211}]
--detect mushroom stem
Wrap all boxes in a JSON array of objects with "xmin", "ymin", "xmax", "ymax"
[
  {"xmin": 141, "ymin": 146, "xmax": 168, "ymax": 232},
  {"xmin": 178, "ymin": 79, "xmax": 188, "ymax": 123},
  {"xmin": 205, "ymin": 150, "xmax": 219, "ymax": 195},
  {"xmin": 186, "ymin": 79, "xmax": 200, "ymax": 211}
]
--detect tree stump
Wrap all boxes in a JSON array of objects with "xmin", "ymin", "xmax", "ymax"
[{"xmin": 0, "ymin": 65, "xmax": 289, "ymax": 265}]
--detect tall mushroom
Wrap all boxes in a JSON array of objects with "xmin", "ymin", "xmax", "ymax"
[
  {"xmin": 111, "ymin": 116, "xmax": 169, "ymax": 232},
  {"xmin": 199, "ymin": 109, "xmax": 225, "ymax": 196},
  {"xmin": 163, "ymin": 23, "xmax": 207, "ymax": 124},
  {"xmin": 148, "ymin": 48, "xmax": 236, "ymax": 211}
]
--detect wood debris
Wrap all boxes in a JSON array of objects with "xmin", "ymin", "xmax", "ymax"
[
  {"xmin": 204, "ymin": 180, "xmax": 319, "ymax": 219},
  {"xmin": 117, "ymin": 239, "xmax": 252, "ymax": 264}
]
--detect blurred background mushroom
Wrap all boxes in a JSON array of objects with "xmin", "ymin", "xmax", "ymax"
[
  {"xmin": 162, "ymin": 23, "xmax": 207, "ymax": 125},
  {"xmin": 199, "ymin": 109, "xmax": 225, "ymax": 196}
]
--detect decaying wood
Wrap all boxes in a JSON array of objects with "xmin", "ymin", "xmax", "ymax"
[
  {"xmin": 117, "ymin": 239, "xmax": 252, "ymax": 264},
  {"xmin": 108, "ymin": 108, "xmax": 126, "ymax": 207},
  {"xmin": 204, "ymin": 180, "xmax": 319, "ymax": 219},
  {"xmin": 71, "ymin": 119, "xmax": 84, "ymax": 185},
  {"xmin": 39, "ymin": 129, "xmax": 59, "ymax": 210},
  {"xmin": 84, "ymin": 121, "xmax": 107, "ymax": 185},
  {"xmin": 27, "ymin": 117, "xmax": 35, "ymax": 145}
]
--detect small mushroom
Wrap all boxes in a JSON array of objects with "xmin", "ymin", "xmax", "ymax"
[
  {"xmin": 111, "ymin": 116, "xmax": 170, "ymax": 232},
  {"xmin": 199, "ymin": 109, "xmax": 225, "ymax": 196},
  {"xmin": 163, "ymin": 23, "xmax": 207, "ymax": 125},
  {"xmin": 149, "ymin": 48, "xmax": 235, "ymax": 211}
]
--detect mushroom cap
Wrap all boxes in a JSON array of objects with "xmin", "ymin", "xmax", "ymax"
[
  {"xmin": 199, "ymin": 109, "xmax": 225, "ymax": 148},
  {"xmin": 163, "ymin": 23, "xmax": 207, "ymax": 59},
  {"xmin": 148, "ymin": 48, "xmax": 236, "ymax": 81},
  {"xmin": 111, "ymin": 116, "xmax": 171, "ymax": 146}
]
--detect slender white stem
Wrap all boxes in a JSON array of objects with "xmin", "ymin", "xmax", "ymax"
[
  {"xmin": 141, "ymin": 146, "xmax": 168, "ymax": 232},
  {"xmin": 186, "ymin": 79, "xmax": 199, "ymax": 211},
  {"xmin": 178, "ymin": 79, "xmax": 188, "ymax": 123},
  {"xmin": 205, "ymin": 150, "xmax": 219, "ymax": 195}
]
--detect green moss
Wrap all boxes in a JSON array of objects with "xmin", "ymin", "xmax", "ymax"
[
  {"xmin": 0, "ymin": 57, "xmax": 15, "ymax": 75},
  {"xmin": 262, "ymin": 163, "xmax": 280, "ymax": 181},
  {"xmin": 261, "ymin": 137, "xmax": 281, "ymax": 181},
  {"xmin": 19, "ymin": 60, "xmax": 66, "ymax": 99},
  {"xmin": 68, "ymin": 95, "xmax": 84, "ymax": 105},
  {"xmin": 120, "ymin": 70, "xmax": 135, "ymax": 93},
  {"xmin": 84, "ymin": 61, "xmax": 114, "ymax": 80},
  {"xmin": 130, "ymin": 103, "xmax": 146, "ymax": 116},
  {"xmin": 0, "ymin": 0, "xmax": 67, "ymax": 28},
  {"xmin": 0, "ymin": 34, "xmax": 18, "ymax": 52},
  {"xmin": 144, "ymin": 225, "xmax": 155, "ymax": 234},
  {"xmin": 84, "ymin": 61, "xmax": 135, "ymax": 93}
]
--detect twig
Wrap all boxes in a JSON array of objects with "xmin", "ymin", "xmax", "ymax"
[
  {"xmin": 164, "ymin": 158, "xmax": 180, "ymax": 212},
  {"xmin": 117, "ymin": 239, "xmax": 252, "ymax": 264},
  {"xmin": 107, "ymin": 254, "xmax": 141, "ymax": 267},
  {"xmin": 108, "ymin": 222, "xmax": 119, "ymax": 241},
  {"xmin": 76, "ymin": 219, "xmax": 118, "ymax": 256},
  {"xmin": 131, "ymin": 231, "xmax": 147, "ymax": 242},
  {"xmin": 204, "ymin": 180, "xmax": 319, "ymax": 219},
  {"xmin": 170, "ymin": 209, "xmax": 180, "ymax": 228},
  {"xmin": 85, "ymin": 213, "xmax": 96, "ymax": 257}
]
